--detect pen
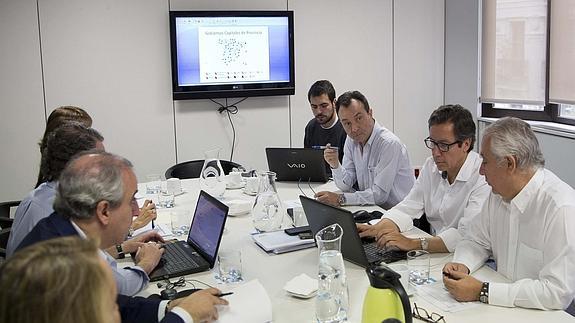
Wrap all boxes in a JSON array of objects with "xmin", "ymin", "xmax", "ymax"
[
  {"xmin": 311, "ymin": 145, "xmax": 339, "ymax": 150},
  {"xmin": 218, "ymin": 292, "xmax": 234, "ymax": 297},
  {"xmin": 151, "ymin": 220, "xmax": 155, "ymax": 229}
]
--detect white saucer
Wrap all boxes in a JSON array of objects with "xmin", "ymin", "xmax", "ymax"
[{"xmin": 226, "ymin": 182, "xmax": 245, "ymax": 190}]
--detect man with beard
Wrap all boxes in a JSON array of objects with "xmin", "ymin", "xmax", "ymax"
[{"xmin": 304, "ymin": 80, "xmax": 346, "ymax": 169}]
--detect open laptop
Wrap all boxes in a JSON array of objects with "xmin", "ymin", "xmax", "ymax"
[
  {"xmin": 299, "ymin": 195, "xmax": 406, "ymax": 267},
  {"xmin": 148, "ymin": 190, "xmax": 229, "ymax": 282},
  {"xmin": 266, "ymin": 148, "xmax": 329, "ymax": 182}
]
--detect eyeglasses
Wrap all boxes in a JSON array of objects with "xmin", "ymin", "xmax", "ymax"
[
  {"xmin": 412, "ymin": 303, "xmax": 446, "ymax": 323},
  {"xmin": 297, "ymin": 178, "xmax": 317, "ymax": 197},
  {"xmin": 424, "ymin": 137, "xmax": 461, "ymax": 152}
]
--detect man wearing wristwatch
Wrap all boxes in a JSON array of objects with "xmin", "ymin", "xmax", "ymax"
[
  {"xmin": 443, "ymin": 118, "xmax": 575, "ymax": 310},
  {"xmin": 358, "ymin": 105, "xmax": 490, "ymax": 253},
  {"xmin": 315, "ymin": 91, "xmax": 414, "ymax": 209}
]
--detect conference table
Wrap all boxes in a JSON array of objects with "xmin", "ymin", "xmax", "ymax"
[{"xmin": 134, "ymin": 178, "xmax": 574, "ymax": 322}]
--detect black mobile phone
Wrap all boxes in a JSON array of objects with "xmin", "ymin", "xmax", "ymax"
[{"xmin": 284, "ymin": 226, "xmax": 311, "ymax": 236}]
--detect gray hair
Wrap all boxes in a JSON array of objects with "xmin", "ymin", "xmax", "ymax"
[
  {"xmin": 483, "ymin": 117, "xmax": 545, "ymax": 170},
  {"xmin": 53, "ymin": 151, "xmax": 133, "ymax": 220}
]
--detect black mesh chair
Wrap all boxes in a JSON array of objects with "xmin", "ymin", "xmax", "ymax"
[
  {"xmin": 0, "ymin": 200, "xmax": 20, "ymax": 229},
  {"xmin": 165, "ymin": 160, "xmax": 244, "ymax": 180},
  {"xmin": 0, "ymin": 227, "xmax": 11, "ymax": 258}
]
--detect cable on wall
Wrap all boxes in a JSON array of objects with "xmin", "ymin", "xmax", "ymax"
[{"xmin": 209, "ymin": 97, "xmax": 247, "ymax": 162}]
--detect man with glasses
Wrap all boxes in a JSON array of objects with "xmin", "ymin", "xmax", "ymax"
[
  {"xmin": 358, "ymin": 105, "xmax": 490, "ymax": 253},
  {"xmin": 315, "ymin": 90, "xmax": 414, "ymax": 209},
  {"xmin": 443, "ymin": 118, "xmax": 575, "ymax": 311}
]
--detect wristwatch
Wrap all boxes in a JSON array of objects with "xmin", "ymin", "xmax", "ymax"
[
  {"xmin": 419, "ymin": 237, "xmax": 429, "ymax": 250},
  {"xmin": 116, "ymin": 244, "xmax": 125, "ymax": 259},
  {"xmin": 479, "ymin": 282, "xmax": 489, "ymax": 303},
  {"xmin": 338, "ymin": 194, "xmax": 346, "ymax": 206}
]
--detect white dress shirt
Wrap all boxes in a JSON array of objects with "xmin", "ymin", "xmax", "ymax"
[
  {"xmin": 454, "ymin": 168, "xmax": 575, "ymax": 310},
  {"xmin": 332, "ymin": 121, "xmax": 414, "ymax": 209},
  {"xmin": 383, "ymin": 151, "xmax": 490, "ymax": 251}
]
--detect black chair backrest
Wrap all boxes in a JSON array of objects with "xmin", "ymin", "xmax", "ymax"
[
  {"xmin": 0, "ymin": 200, "xmax": 20, "ymax": 229},
  {"xmin": 0, "ymin": 227, "xmax": 11, "ymax": 258},
  {"xmin": 165, "ymin": 160, "xmax": 243, "ymax": 180}
]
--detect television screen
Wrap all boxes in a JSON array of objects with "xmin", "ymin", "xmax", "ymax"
[{"xmin": 170, "ymin": 11, "xmax": 295, "ymax": 100}]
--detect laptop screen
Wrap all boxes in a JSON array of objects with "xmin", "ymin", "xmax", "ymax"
[{"xmin": 187, "ymin": 191, "xmax": 228, "ymax": 264}]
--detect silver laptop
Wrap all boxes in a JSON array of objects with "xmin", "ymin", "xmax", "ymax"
[{"xmin": 265, "ymin": 148, "xmax": 329, "ymax": 183}]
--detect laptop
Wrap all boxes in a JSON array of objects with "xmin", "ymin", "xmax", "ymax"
[
  {"xmin": 299, "ymin": 195, "xmax": 406, "ymax": 267},
  {"xmin": 266, "ymin": 148, "xmax": 329, "ymax": 182},
  {"xmin": 148, "ymin": 190, "xmax": 229, "ymax": 282}
]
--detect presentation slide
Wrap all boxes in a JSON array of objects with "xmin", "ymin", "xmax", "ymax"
[{"xmin": 198, "ymin": 26, "xmax": 270, "ymax": 83}]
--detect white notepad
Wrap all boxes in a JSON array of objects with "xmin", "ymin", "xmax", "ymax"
[{"xmin": 251, "ymin": 230, "xmax": 315, "ymax": 254}]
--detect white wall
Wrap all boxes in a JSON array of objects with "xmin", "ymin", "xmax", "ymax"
[
  {"xmin": 0, "ymin": 0, "xmax": 445, "ymax": 201},
  {"xmin": 0, "ymin": 0, "xmax": 45, "ymax": 200}
]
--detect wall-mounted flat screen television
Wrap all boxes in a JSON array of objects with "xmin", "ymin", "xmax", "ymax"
[{"xmin": 169, "ymin": 11, "xmax": 295, "ymax": 100}]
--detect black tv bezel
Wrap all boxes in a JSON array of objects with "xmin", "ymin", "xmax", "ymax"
[{"xmin": 169, "ymin": 10, "xmax": 295, "ymax": 100}]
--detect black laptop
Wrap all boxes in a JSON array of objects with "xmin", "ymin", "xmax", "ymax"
[
  {"xmin": 299, "ymin": 195, "xmax": 406, "ymax": 267},
  {"xmin": 265, "ymin": 148, "xmax": 329, "ymax": 182},
  {"xmin": 148, "ymin": 190, "xmax": 229, "ymax": 282}
]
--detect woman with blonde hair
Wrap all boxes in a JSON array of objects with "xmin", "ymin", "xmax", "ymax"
[{"xmin": 0, "ymin": 236, "xmax": 120, "ymax": 323}]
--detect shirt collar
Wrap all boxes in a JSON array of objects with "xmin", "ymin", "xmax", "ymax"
[
  {"xmin": 320, "ymin": 113, "xmax": 339, "ymax": 130},
  {"xmin": 70, "ymin": 219, "xmax": 110, "ymax": 260},
  {"xmin": 365, "ymin": 120, "xmax": 382, "ymax": 147},
  {"xmin": 433, "ymin": 151, "xmax": 479, "ymax": 183},
  {"xmin": 510, "ymin": 168, "xmax": 544, "ymax": 214}
]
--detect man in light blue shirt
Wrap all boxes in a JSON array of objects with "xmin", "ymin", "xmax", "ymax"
[
  {"xmin": 7, "ymin": 123, "xmax": 159, "ymax": 296},
  {"xmin": 315, "ymin": 91, "xmax": 414, "ymax": 209}
]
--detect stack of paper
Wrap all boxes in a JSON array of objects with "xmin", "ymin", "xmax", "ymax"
[{"xmin": 252, "ymin": 230, "xmax": 315, "ymax": 254}]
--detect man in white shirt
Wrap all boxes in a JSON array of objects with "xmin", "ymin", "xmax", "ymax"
[
  {"xmin": 358, "ymin": 105, "xmax": 490, "ymax": 253},
  {"xmin": 315, "ymin": 90, "xmax": 414, "ymax": 209},
  {"xmin": 443, "ymin": 117, "xmax": 575, "ymax": 310}
]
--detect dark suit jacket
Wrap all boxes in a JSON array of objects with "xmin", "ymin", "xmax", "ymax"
[{"xmin": 16, "ymin": 212, "xmax": 184, "ymax": 323}]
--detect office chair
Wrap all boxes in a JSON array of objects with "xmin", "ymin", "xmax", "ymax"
[
  {"xmin": 0, "ymin": 200, "xmax": 20, "ymax": 229},
  {"xmin": 0, "ymin": 227, "xmax": 11, "ymax": 258},
  {"xmin": 165, "ymin": 160, "xmax": 244, "ymax": 180}
]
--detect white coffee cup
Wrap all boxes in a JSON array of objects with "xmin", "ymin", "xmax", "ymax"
[
  {"xmin": 226, "ymin": 171, "xmax": 243, "ymax": 187},
  {"xmin": 166, "ymin": 178, "xmax": 182, "ymax": 195},
  {"xmin": 244, "ymin": 177, "xmax": 259, "ymax": 194}
]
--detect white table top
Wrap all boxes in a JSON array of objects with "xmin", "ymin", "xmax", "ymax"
[{"xmin": 135, "ymin": 178, "xmax": 573, "ymax": 322}]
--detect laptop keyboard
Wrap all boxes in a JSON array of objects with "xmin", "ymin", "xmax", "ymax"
[
  {"xmin": 363, "ymin": 242, "xmax": 407, "ymax": 264},
  {"xmin": 162, "ymin": 243, "xmax": 200, "ymax": 273}
]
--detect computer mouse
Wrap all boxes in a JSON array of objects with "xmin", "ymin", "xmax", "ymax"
[
  {"xmin": 160, "ymin": 288, "xmax": 178, "ymax": 300},
  {"xmin": 353, "ymin": 210, "xmax": 371, "ymax": 223},
  {"xmin": 370, "ymin": 210, "xmax": 383, "ymax": 219}
]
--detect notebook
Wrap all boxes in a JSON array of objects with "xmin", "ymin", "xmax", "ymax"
[
  {"xmin": 299, "ymin": 195, "xmax": 406, "ymax": 267},
  {"xmin": 148, "ymin": 190, "xmax": 229, "ymax": 282},
  {"xmin": 265, "ymin": 148, "xmax": 329, "ymax": 183}
]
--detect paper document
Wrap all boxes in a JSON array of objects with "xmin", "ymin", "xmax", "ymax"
[
  {"xmin": 216, "ymin": 279, "xmax": 272, "ymax": 323},
  {"xmin": 132, "ymin": 223, "xmax": 174, "ymax": 239},
  {"xmin": 252, "ymin": 230, "xmax": 315, "ymax": 254},
  {"xmin": 416, "ymin": 282, "xmax": 479, "ymax": 313}
]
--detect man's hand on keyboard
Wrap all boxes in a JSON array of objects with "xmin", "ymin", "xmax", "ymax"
[
  {"xmin": 378, "ymin": 231, "xmax": 419, "ymax": 251},
  {"xmin": 134, "ymin": 242, "xmax": 164, "ymax": 274},
  {"xmin": 357, "ymin": 218, "xmax": 399, "ymax": 243}
]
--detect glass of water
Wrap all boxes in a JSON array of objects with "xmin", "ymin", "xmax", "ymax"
[
  {"xmin": 407, "ymin": 250, "xmax": 430, "ymax": 285},
  {"xmin": 216, "ymin": 250, "xmax": 243, "ymax": 283},
  {"xmin": 170, "ymin": 209, "xmax": 190, "ymax": 236},
  {"xmin": 146, "ymin": 174, "xmax": 162, "ymax": 194}
]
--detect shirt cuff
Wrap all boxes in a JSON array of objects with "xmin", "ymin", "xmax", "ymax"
[
  {"xmin": 488, "ymin": 282, "xmax": 515, "ymax": 308},
  {"xmin": 436, "ymin": 228, "xmax": 462, "ymax": 252},
  {"xmin": 171, "ymin": 307, "xmax": 195, "ymax": 323},
  {"xmin": 382, "ymin": 211, "xmax": 414, "ymax": 232},
  {"xmin": 158, "ymin": 300, "xmax": 169, "ymax": 321}
]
